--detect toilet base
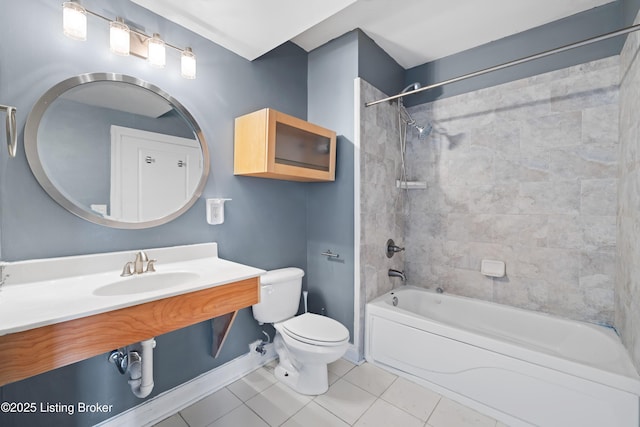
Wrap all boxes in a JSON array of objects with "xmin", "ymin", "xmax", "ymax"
[{"xmin": 274, "ymin": 360, "xmax": 329, "ymax": 395}]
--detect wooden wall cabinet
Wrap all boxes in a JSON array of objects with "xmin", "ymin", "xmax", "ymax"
[{"xmin": 234, "ymin": 108, "xmax": 336, "ymax": 182}]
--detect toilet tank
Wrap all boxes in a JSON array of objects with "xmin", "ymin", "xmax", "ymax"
[{"xmin": 252, "ymin": 267, "xmax": 304, "ymax": 324}]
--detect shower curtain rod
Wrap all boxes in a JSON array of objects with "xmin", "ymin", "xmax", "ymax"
[{"xmin": 365, "ymin": 23, "xmax": 640, "ymax": 107}]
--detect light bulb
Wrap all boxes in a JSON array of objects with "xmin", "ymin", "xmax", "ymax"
[
  {"xmin": 147, "ymin": 33, "xmax": 166, "ymax": 68},
  {"xmin": 181, "ymin": 47, "xmax": 196, "ymax": 79},
  {"xmin": 109, "ymin": 17, "xmax": 130, "ymax": 56},
  {"xmin": 62, "ymin": 1, "xmax": 87, "ymax": 41}
]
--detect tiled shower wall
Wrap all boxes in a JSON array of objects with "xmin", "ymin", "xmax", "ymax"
[
  {"xmin": 402, "ymin": 56, "xmax": 620, "ymax": 325},
  {"xmin": 359, "ymin": 79, "xmax": 404, "ymax": 303},
  {"xmin": 617, "ymin": 13, "xmax": 640, "ymax": 370}
]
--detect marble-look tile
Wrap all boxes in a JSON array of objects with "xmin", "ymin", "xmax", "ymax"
[
  {"xmin": 547, "ymin": 215, "xmax": 584, "ymax": 249},
  {"xmin": 245, "ymin": 382, "xmax": 311, "ymax": 426},
  {"xmin": 154, "ymin": 414, "xmax": 189, "ymax": 427},
  {"xmin": 514, "ymin": 246, "xmax": 580, "ymax": 286},
  {"xmin": 580, "ymin": 250, "xmax": 615, "ymax": 290},
  {"xmin": 582, "ymin": 104, "xmax": 618, "ymax": 145},
  {"xmin": 520, "ymin": 111, "xmax": 582, "ymax": 152},
  {"xmin": 362, "ymin": 57, "xmax": 622, "ymax": 328},
  {"xmin": 428, "ymin": 398, "xmax": 497, "ymax": 427},
  {"xmin": 282, "ymin": 402, "xmax": 349, "ymax": 427},
  {"xmin": 581, "ymin": 179, "xmax": 617, "ymax": 215},
  {"xmin": 581, "ymin": 215, "xmax": 617, "ymax": 252},
  {"xmin": 328, "ymin": 358, "xmax": 356, "ymax": 377},
  {"xmin": 444, "ymin": 146, "xmax": 495, "ymax": 186},
  {"xmin": 492, "ymin": 276, "xmax": 550, "ymax": 312},
  {"xmin": 354, "ymin": 398, "xmax": 423, "ymax": 427},
  {"xmin": 381, "ymin": 377, "xmax": 441, "ymax": 421},
  {"xmin": 492, "ymin": 214, "xmax": 548, "ymax": 247},
  {"xmin": 468, "ymin": 120, "xmax": 520, "ymax": 159},
  {"xmin": 549, "ymin": 143, "xmax": 618, "ymax": 180},
  {"xmin": 342, "ymin": 362, "xmax": 397, "ymax": 397},
  {"xmin": 180, "ymin": 388, "xmax": 242, "ymax": 427},
  {"xmin": 616, "ymin": 38, "xmax": 640, "ymax": 372},
  {"xmin": 493, "ymin": 83, "xmax": 551, "ymax": 122},
  {"xmin": 227, "ymin": 367, "xmax": 277, "ymax": 402},
  {"xmin": 438, "ymin": 268, "xmax": 494, "ymax": 301},
  {"xmin": 446, "ymin": 214, "xmax": 495, "ymax": 243},
  {"xmin": 315, "ymin": 379, "xmax": 377, "ymax": 425},
  {"xmin": 518, "ymin": 181, "xmax": 580, "ymax": 215},
  {"xmin": 550, "ymin": 64, "xmax": 619, "ymax": 112},
  {"xmin": 495, "ymin": 153, "xmax": 551, "ymax": 183},
  {"xmin": 208, "ymin": 404, "xmax": 268, "ymax": 427}
]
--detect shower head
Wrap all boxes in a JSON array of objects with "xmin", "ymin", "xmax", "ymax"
[
  {"xmin": 400, "ymin": 82, "xmax": 421, "ymax": 94},
  {"xmin": 415, "ymin": 123, "xmax": 433, "ymax": 140},
  {"xmin": 398, "ymin": 102, "xmax": 432, "ymax": 140}
]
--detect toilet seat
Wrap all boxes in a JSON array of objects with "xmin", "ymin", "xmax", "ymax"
[{"xmin": 280, "ymin": 313, "xmax": 349, "ymax": 347}]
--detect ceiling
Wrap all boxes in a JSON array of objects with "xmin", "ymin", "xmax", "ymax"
[{"xmin": 131, "ymin": 0, "xmax": 615, "ymax": 69}]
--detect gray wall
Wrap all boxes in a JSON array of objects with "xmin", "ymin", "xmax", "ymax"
[
  {"xmin": 617, "ymin": 6, "xmax": 640, "ymax": 372},
  {"xmin": 306, "ymin": 31, "xmax": 358, "ymax": 340},
  {"xmin": 0, "ymin": 0, "xmax": 308, "ymax": 426},
  {"xmin": 305, "ymin": 30, "xmax": 405, "ymax": 351},
  {"xmin": 357, "ymin": 31, "xmax": 405, "ymax": 98},
  {"xmin": 404, "ymin": 3, "xmax": 625, "ymax": 106},
  {"xmin": 623, "ymin": 0, "xmax": 640, "ymax": 25}
]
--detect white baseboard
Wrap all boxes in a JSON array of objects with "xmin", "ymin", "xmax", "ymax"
[{"xmin": 97, "ymin": 343, "xmax": 277, "ymax": 427}]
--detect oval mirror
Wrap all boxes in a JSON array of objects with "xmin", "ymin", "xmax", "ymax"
[{"xmin": 24, "ymin": 73, "xmax": 210, "ymax": 229}]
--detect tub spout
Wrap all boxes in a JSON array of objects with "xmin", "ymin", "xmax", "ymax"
[{"xmin": 388, "ymin": 269, "xmax": 406, "ymax": 281}]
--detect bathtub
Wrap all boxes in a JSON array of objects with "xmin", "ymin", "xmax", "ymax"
[{"xmin": 365, "ymin": 286, "xmax": 640, "ymax": 427}]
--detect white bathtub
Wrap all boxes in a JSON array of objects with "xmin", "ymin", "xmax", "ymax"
[{"xmin": 365, "ymin": 286, "xmax": 640, "ymax": 427}]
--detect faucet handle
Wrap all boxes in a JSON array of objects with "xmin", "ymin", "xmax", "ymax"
[
  {"xmin": 386, "ymin": 239, "xmax": 405, "ymax": 258},
  {"xmin": 145, "ymin": 259, "xmax": 157, "ymax": 273},
  {"xmin": 121, "ymin": 262, "xmax": 135, "ymax": 277}
]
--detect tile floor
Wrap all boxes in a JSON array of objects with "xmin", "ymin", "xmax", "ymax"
[{"xmin": 155, "ymin": 360, "xmax": 507, "ymax": 427}]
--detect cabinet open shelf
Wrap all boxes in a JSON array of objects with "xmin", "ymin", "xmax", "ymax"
[{"xmin": 234, "ymin": 108, "xmax": 336, "ymax": 182}]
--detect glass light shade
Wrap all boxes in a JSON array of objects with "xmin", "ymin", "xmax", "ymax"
[
  {"xmin": 147, "ymin": 33, "xmax": 166, "ymax": 68},
  {"xmin": 62, "ymin": 2, "xmax": 87, "ymax": 41},
  {"xmin": 181, "ymin": 48, "xmax": 196, "ymax": 79},
  {"xmin": 109, "ymin": 18, "xmax": 130, "ymax": 56}
]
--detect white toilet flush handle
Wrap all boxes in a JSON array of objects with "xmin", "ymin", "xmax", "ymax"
[{"xmin": 303, "ymin": 291, "xmax": 308, "ymax": 313}]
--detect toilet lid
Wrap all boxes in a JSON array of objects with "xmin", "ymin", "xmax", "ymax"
[{"xmin": 282, "ymin": 312, "xmax": 349, "ymax": 345}]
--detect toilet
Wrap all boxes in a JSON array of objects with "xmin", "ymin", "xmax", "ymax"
[{"xmin": 252, "ymin": 267, "xmax": 349, "ymax": 395}]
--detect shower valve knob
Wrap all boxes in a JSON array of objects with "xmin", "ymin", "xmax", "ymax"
[{"xmin": 386, "ymin": 239, "xmax": 405, "ymax": 258}]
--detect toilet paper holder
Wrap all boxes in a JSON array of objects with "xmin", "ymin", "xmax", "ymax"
[{"xmin": 321, "ymin": 250, "xmax": 339, "ymax": 258}]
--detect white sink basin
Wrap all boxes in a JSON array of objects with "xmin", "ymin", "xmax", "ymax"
[{"xmin": 93, "ymin": 271, "xmax": 201, "ymax": 296}]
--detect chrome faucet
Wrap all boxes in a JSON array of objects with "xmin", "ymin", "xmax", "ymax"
[
  {"xmin": 134, "ymin": 251, "xmax": 148, "ymax": 274},
  {"xmin": 388, "ymin": 269, "xmax": 406, "ymax": 282},
  {"xmin": 121, "ymin": 251, "xmax": 156, "ymax": 277}
]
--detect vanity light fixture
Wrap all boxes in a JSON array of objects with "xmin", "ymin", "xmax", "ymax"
[
  {"xmin": 61, "ymin": 2, "xmax": 196, "ymax": 79},
  {"xmin": 181, "ymin": 48, "xmax": 197, "ymax": 79},
  {"xmin": 62, "ymin": 1, "xmax": 87, "ymax": 41},
  {"xmin": 109, "ymin": 17, "xmax": 130, "ymax": 56},
  {"xmin": 147, "ymin": 33, "xmax": 166, "ymax": 68}
]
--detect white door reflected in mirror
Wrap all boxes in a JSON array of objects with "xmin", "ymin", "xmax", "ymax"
[{"xmin": 109, "ymin": 126, "xmax": 202, "ymax": 222}]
